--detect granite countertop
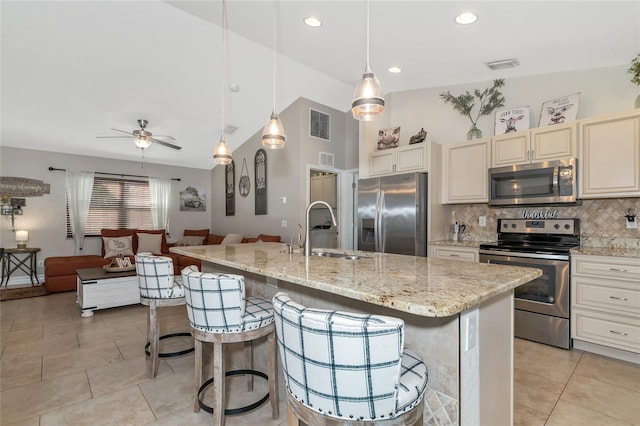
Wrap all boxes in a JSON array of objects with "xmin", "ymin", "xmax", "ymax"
[
  {"xmin": 429, "ymin": 240, "xmax": 495, "ymax": 249},
  {"xmin": 171, "ymin": 243, "xmax": 541, "ymax": 318},
  {"xmin": 570, "ymin": 246, "xmax": 640, "ymax": 258}
]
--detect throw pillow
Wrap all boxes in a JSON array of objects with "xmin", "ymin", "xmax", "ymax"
[
  {"xmin": 258, "ymin": 233, "xmax": 281, "ymax": 242},
  {"xmin": 221, "ymin": 233, "xmax": 243, "ymax": 245},
  {"xmin": 177, "ymin": 235, "xmax": 205, "ymax": 246},
  {"xmin": 137, "ymin": 233, "xmax": 163, "ymax": 254},
  {"xmin": 103, "ymin": 235, "xmax": 134, "ymax": 259}
]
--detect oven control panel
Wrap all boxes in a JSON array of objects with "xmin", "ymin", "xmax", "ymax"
[{"xmin": 498, "ymin": 218, "xmax": 579, "ymax": 235}]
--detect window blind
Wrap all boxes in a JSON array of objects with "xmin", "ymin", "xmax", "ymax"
[{"xmin": 66, "ymin": 176, "xmax": 153, "ymax": 237}]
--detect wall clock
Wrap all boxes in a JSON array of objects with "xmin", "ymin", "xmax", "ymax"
[{"xmin": 239, "ymin": 158, "xmax": 250, "ymax": 198}]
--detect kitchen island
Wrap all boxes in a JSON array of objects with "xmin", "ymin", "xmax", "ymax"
[{"xmin": 171, "ymin": 243, "xmax": 542, "ymax": 425}]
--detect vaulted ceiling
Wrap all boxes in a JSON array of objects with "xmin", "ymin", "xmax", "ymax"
[{"xmin": 2, "ymin": 1, "xmax": 638, "ymax": 169}]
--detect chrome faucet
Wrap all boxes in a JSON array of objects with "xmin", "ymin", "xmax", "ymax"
[{"xmin": 304, "ymin": 201, "xmax": 338, "ymax": 256}]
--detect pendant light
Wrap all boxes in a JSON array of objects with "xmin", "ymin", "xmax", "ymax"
[
  {"xmin": 261, "ymin": 0, "xmax": 286, "ymax": 149},
  {"xmin": 351, "ymin": 0, "xmax": 384, "ymax": 121},
  {"xmin": 214, "ymin": 0, "xmax": 232, "ymax": 165}
]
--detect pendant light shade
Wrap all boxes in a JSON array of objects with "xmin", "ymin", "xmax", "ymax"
[
  {"xmin": 351, "ymin": 0, "xmax": 384, "ymax": 121},
  {"xmin": 263, "ymin": 0, "xmax": 286, "ymax": 149},
  {"xmin": 261, "ymin": 112, "xmax": 286, "ymax": 149},
  {"xmin": 214, "ymin": 0, "xmax": 233, "ymax": 165},
  {"xmin": 134, "ymin": 136, "xmax": 153, "ymax": 150},
  {"xmin": 213, "ymin": 136, "xmax": 232, "ymax": 165}
]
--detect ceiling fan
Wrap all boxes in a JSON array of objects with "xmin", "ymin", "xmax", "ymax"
[{"xmin": 97, "ymin": 119, "xmax": 181, "ymax": 150}]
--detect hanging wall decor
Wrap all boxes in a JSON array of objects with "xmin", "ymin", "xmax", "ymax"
[
  {"xmin": 254, "ymin": 149, "xmax": 267, "ymax": 215},
  {"xmin": 225, "ymin": 160, "xmax": 235, "ymax": 216},
  {"xmin": 239, "ymin": 158, "xmax": 250, "ymax": 198},
  {"xmin": 179, "ymin": 186, "xmax": 206, "ymax": 211}
]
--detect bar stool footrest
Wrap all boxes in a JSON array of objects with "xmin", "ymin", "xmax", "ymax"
[
  {"xmin": 198, "ymin": 369, "xmax": 269, "ymax": 415},
  {"xmin": 144, "ymin": 332, "xmax": 195, "ymax": 358}
]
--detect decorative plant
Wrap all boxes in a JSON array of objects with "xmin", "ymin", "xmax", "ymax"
[
  {"xmin": 629, "ymin": 54, "xmax": 640, "ymax": 86},
  {"xmin": 439, "ymin": 79, "xmax": 506, "ymax": 133}
]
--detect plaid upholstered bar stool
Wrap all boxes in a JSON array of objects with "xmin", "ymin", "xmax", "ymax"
[
  {"xmin": 272, "ymin": 292, "xmax": 428, "ymax": 426},
  {"xmin": 181, "ymin": 267, "xmax": 279, "ymax": 426},
  {"xmin": 135, "ymin": 253, "xmax": 194, "ymax": 378}
]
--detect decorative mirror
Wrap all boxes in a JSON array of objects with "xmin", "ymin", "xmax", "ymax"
[
  {"xmin": 239, "ymin": 159, "xmax": 250, "ymax": 198},
  {"xmin": 255, "ymin": 149, "xmax": 267, "ymax": 215},
  {"xmin": 225, "ymin": 160, "xmax": 235, "ymax": 216}
]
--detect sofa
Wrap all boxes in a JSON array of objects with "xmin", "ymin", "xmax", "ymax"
[{"xmin": 43, "ymin": 228, "xmax": 281, "ymax": 293}]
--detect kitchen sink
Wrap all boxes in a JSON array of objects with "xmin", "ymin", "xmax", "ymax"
[{"xmin": 311, "ymin": 251, "xmax": 368, "ymax": 260}]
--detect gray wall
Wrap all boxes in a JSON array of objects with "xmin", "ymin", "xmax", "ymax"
[
  {"xmin": 0, "ymin": 147, "xmax": 211, "ymax": 281},
  {"xmin": 210, "ymin": 97, "xmax": 358, "ymax": 240}
]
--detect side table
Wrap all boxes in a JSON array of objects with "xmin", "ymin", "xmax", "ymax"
[{"xmin": 1, "ymin": 247, "xmax": 41, "ymax": 286}]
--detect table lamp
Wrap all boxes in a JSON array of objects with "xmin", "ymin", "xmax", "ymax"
[{"xmin": 16, "ymin": 230, "xmax": 28, "ymax": 249}]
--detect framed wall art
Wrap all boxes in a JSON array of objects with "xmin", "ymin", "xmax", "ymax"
[
  {"xmin": 539, "ymin": 93, "xmax": 580, "ymax": 126},
  {"xmin": 310, "ymin": 108, "xmax": 331, "ymax": 141},
  {"xmin": 377, "ymin": 126, "xmax": 400, "ymax": 150},
  {"xmin": 180, "ymin": 186, "xmax": 206, "ymax": 211},
  {"xmin": 494, "ymin": 106, "xmax": 530, "ymax": 135},
  {"xmin": 254, "ymin": 149, "xmax": 267, "ymax": 215},
  {"xmin": 225, "ymin": 160, "xmax": 235, "ymax": 216}
]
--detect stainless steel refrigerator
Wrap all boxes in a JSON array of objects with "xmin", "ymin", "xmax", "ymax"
[{"xmin": 357, "ymin": 172, "xmax": 428, "ymax": 256}]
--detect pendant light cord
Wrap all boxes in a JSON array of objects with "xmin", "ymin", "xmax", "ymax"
[
  {"xmin": 221, "ymin": 0, "xmax": 227, "ymax": 138},
  {"xmin": 366, "ymin": 0, "xmax": 370, "ymax": 71},
  {"xmin": 272, "ymin": 0, "xmax": 277, "ymax": 114}
]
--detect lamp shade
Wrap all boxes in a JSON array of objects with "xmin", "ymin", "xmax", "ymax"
[
  {"xmin": 261, "ymin": 112, "xmax": 286, "ymax": 149},
  {"xmin": 213, "ymin": 137, "xmax": 232, "ymax": 165},
  {"xmin": 351, "ymin": 71, "xmax": 385, "ymax": 121},
  {"xmin": 16, "ymin": 230, "xmax": 28, "ymax": 249}
]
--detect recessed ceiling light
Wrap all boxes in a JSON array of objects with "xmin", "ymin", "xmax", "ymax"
[
  {"xmin": 303, "ymin": 16, "xmax": 322, "ymax": 28},
  {"xmin": 455, "ymin": 12, "xmax": 478, "ymax": 25},
  {"xmin": 388, "ymin": 66, "xmax": 402, "ymax": 73}
]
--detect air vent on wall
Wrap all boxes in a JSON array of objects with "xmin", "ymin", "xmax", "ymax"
[{"xmin": 319, "ymin": 152, "xmax": 334, "ymax": 168}]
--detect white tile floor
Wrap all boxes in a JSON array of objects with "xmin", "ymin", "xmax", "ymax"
[{"xmin": 1, "ymin": 291, "xmax": 639, "ymax": 425}]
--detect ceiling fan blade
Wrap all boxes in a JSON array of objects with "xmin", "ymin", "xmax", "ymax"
[
  {"xmin": 110, "ymin": 128, "xmax": 135, "ymax": 136},
  {"xmin": 153, "ymin": 134, "xmax": 176, "ymax": 141},
  {"xmin": 151, "ymin": 137, "xmax": 182, "ymax": 150},
  {"xmin": 96, "ymin": 136, "xmax": 131, "ymax": 139}
]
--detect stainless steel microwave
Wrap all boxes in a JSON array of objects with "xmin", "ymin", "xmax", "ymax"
[{"xmin": 489, "ymin": 158, "xmax": 577, "ymax": 206}]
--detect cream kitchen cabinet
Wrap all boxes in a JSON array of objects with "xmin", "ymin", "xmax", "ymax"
[
  {"xmin": 579, "ymin": 109, "xmax": 640, "ymax": 198},
  {"xmin": 491, "ymin": 122, "xmax": 577, "ymax": 167},
  {"xmin": 310, "ymin": 173, "xmax": 337, "ymax": 208},
  {"xmin": 442, "ymin": 138, "xmax": 490, "ymax": 204},
  {"xmin": 430, "ymin": 245, "xmax": 478, "ymax": 262},
  {"xmin": 571, "ymin": 254, "xmax": 640, "ymax": 356},
  {"xmin": 369, "ymin": 143, "xmax": 429, "ymax": 176}
]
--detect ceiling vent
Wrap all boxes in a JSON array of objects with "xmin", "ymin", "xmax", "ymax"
[
  {"xmin": 319, "ymin": 152, "xmax": 334, "ymax": 168},
  {"xmin": 486, "ymin": 58, "xmax": 519, "ymax": 70},
  {"xmin": 223, "ymin": 125, "xmax": 238, "ymax": 134}
]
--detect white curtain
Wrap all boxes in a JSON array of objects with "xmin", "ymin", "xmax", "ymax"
[
  {"xmin": 65, "ymin": 170, "xmax": 94, "ymax": 255},
  {"xmin": 149, "ymin": 177, "xmax": 171, "ymax": 231}
]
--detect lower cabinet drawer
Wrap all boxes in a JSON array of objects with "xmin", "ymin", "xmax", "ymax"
[
  {"xmin": 573, "ymin": 276, "xmax": 640, "ymax": 315},
  {"xmin": 431, "ymin": 247, "xmax": 478, "ymax": 262},
  {"xmin": 572, "ymin": 309, "xmax": 640, "ymax": 353}
]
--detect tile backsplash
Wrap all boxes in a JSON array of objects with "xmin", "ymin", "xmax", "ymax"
[{"xmin": 447, "ymin": 198, "xmax": 640, "ymax": 249}]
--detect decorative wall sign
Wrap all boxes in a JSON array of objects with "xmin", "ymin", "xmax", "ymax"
[
  {"xmin": 310, "ymin": 108, "xmax": 331, "ymax": 141},
  {"xmin": 409, "ymin": 128, "xmax": 427, "ymax": 144},
  {"xmin": 539, "ymin": 93, "xmax": 580, "ymax": 127},
  {"xmin": 254, "ymin": 149, "xmax": 267, "ymax": 215},
  {"xmin": 239, "ymin": 159, "xmax": 250, "ymax": 198},
  {"xmin": 377, "ymin": 126, "xmax": 400, "ymax": 150},
  {"xmin": 0, "ymin": 177, "xmax": 50, "ymax": 197},
  {"xmin": 494, "ymin": 106, "xmax": 530, "ymax": 135},
  {"xmin": 179, "ymin": 186, "xmax": 206, "ymax": 211},
  {"xmin": 225, "ymin": 160, "xmax": 235, "ymax": 216}
]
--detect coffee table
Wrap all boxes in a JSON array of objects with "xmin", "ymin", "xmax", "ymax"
[{"xmin": 76, "ymin": 267, "xmax": 139, "ymax": 317}]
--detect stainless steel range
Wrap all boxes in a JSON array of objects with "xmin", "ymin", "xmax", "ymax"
[{"xmin": 479, "ymin": 218, "xmax": 580, "ymax": 349}]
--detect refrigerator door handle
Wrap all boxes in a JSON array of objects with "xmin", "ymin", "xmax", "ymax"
[
  {"xmin": 374, "ymin": 190, "xmax": 381, "ymax": 252},
  {"xmin": 379, "ymin": 190, "xmax": 385, "ymax": 253}
]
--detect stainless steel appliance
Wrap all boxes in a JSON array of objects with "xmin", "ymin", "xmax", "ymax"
[
  {"xmin": 357, "ymin": 172, "xmax": 427, "ymax": 256},
  {"xmin": 479, "ymin": 218, "xmax": 580, "ymax": 349},
  {"xmin": 489, "ymin": 158, "xmax": 577, "ymax": 206}
]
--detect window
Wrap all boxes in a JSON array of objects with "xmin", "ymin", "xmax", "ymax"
[{"xmin": 66, "ymin": 177, "xmax": 153, "ymax": 237}]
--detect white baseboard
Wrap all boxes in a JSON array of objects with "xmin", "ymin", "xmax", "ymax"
[
  {"xmin": 1, "ymin": 274, "xmax": 45, "ymax": 288},
  {"xmin": 573, "ymin": 340, "xmax": 640, "ymax": 365}
]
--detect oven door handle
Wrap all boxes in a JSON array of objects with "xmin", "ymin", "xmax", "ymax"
[{"xmin": 479, "ymin": 249, "xmax": 570, "ymax": 261}]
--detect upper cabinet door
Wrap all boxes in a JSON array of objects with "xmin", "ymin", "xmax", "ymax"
[
  {"xmin": 396, "ymin": 144, "xmax": 429, "ymax": 173},
  {"xmin": 491, "ymin": 131, "xmax": 530, "ymax": 167},
  {"xmin": 369, "ymin": 150, "xmax": 395, "ymax": 176},
  {"xmin": 579, "ymin": 110, "xmax": 640, "ymax": 198},
  {"xmin": 531, "ymin": 122, "xmax": 577, "ymax": 162},
  {"xmin": 443, "ymin": 138, "xmax": 490, "ymax": 204}
]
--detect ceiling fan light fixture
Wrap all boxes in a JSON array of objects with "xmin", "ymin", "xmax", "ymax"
[
  {"xmin": 261, "ymin": 112, "xmax": 286, "ymax": 149},
  {"xmin": 213, "ymin": 136, "xmax": 232, "ymax": 165},
  {"xmin": 134, "ymin": 136, "xmax": 152, "ymax": 150}
]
